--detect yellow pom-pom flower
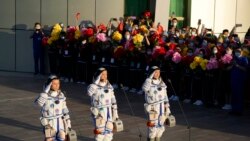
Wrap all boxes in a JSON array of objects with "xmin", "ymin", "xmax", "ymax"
[
  {"xmin": 140, "ymin": 25, "xmax": 149, "ymax": 34},
  {"xmin": 47, "ymin": 38, "xmax": 53, "ymax": 45},
  {"xmin": 75, "ymin": 30, "xmax": 81, "ymax": 39},
  {"xmin": 200, "ymin": 59, "xmax": 208, "ymax": 70},
  {"xmin": 190, "ymin": 62, "xmax": 198, "ymax": 70},
  {"xmin": 112, "ymin": 31, "xmax": 122, "ymax": 42},
  {"xmin": 133, "ymin": 34, "xmax": 144, "ymax": 47},
  {"xmin": 194, "ymin": 56, "xmax": 202, "ymax": 63}
]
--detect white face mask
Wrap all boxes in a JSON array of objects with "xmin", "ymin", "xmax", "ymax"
[
  {"xmin": 191, "ymin": 32, "xmax": 196, "ymax": 36},
  {"xmin": 213, "ymin": 49, "xmax": 218, "ymax": 54},
  {"xmin": 173, "ymin": 22, "xmax": 177, "ymax": 27},
  {"xmin": 235, "ymin": 52, "xmax": 241, "ymax": 57},
  {"xmin": 226, "ymin": 50, "xmax": 232, "ymax": 55},
  {"xmin": 125, "ymin": 35, "xmax": 130, "ymax": 40}
]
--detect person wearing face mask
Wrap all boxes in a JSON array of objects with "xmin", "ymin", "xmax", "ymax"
[
  {"xmin": 190, "ymin": 28, "xmax": 197, "ymax": 39},
  {"xmin": 203, "ymin": 46, "xmax": 221, "ymax": 107},
  {"xmin": 192, "ymin": 49, "xmax": 206, "ymax": 106},
  {"xmin": 87, "ymin": 68, "xmax": 120, "ymax": 141},
  {"xmin": 181, "ymin": 48, "xmax": 194, "ymax": 103},
  {"xmin": 219, "ymin": 47, "xmax": 233, "ymax": 110},
  {"xmin": 229, "ymin": 48, "xmax": 249, "ymax": 116},
  {"xmin": 35, "ymin": 75, "xmax": 72, "ymax": 141},
  {"xmin": 30, "ymin": 22, "xmax": 45, "ymax": 75},
  {"xmin": 142, "ymin": 66, "xmax": 171, "ymax": 141},
  {"xmin": 169, "ymin": 18, "xmax": 178, "ymax": 30}
]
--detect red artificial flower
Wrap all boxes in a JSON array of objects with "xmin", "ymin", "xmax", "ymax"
[
  {"xmin": 42, "ymin": 37, "xmax": 48, "ymax": 46},
  {"xmin": 144, "ymin": 11, "xmax": 151, "ymax": 18},
  {"xmin": 83, "ymin": 28, "xmax": 94, "ymax": 37},
  {"xmin": 67, "ymin": 26, "xmax": 77, "ymax": 41},
  {"xmin": 128, "ymin": 44, "xmax": 135, "ymax": 52},
  {"xmin": 158, "ymin": 38, "xmax": 165, "ymax": 46},
  {"xmin": 152, "ymin": 46, "xmax": 166, "ymax": 59},
  {"xmin": 182, "ymin": 55, "xmax": 194, "ymax": 66},
  {"xmin": 169, "ymin": 43, "xmax": 176, "ymax": 50},
  {"xmin": 150, "ymin": 31, "xmax": 160, "ymax": 43},
  {"xmin": 98, "ymin": 23, "xmax": 107, "ymax": 32},
  {"xmin": 114, "ymin": 46, "xmax": 125, "ymax": 59},
  {"xmin": 131, "ymin": 29, "xmax": 139, "ymax": 36}
]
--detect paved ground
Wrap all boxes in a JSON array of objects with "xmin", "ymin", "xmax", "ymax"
[{"xmin": 0, "ymin": 71, "xmax": 250, "ymax": 141}]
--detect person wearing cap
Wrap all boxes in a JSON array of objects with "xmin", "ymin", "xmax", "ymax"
[
  {"xmin": 35, "ymin": 75, "xmax": 72, "ymax": 141},
  {"xmin": 142, "ymin": 66, "xmax": 171, "ymax": 141},
  {"xmin": 87, "ymin": 67, "xmax": 119, "ymax": 141}
]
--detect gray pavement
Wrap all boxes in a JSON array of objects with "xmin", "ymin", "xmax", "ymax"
[{"xmin": 0, "ymin": 71, "xmax": 249, "ymax": 141}]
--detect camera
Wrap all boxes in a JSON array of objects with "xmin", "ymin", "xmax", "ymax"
[
  {"xmin": 198, "ymin": 19, "xmax": 201, "ymax": 25},
  {"xmin": 235, "ymin": 24, "xmax": 242, "ymax": 27}
]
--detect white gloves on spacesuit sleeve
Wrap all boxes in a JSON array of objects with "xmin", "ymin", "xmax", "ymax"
[
  {"xmin": 142, "ymin": 78, "xmax": 152, "ymax": 93},
  {"xmin": 63, "ymin": 114, "xmax": 71, "ymax": 129},
  {"xmin": 87, "ymin": 84, "xmax": 98, "ymax": 96},
  {"xmin": 36, "ymin": 93, "xmax": 48, "ymax": 107},
  {"xmin": 90, "ymin": 107, "xmax": 99, "ymax": 118},
  {"xmin": 44, "ymin": 82, "xmax": 52, "ymax": 93},
  {"xmin": 165, "ymin": 103, "xmax": 171, "ymax": 116},
  {"xmin": 112, "ymin": 104, "xmax": 119, "ymax": 121}
]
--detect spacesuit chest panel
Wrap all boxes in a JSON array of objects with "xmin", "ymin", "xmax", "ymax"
[
  {"xmin": 42, "ymin": 96, "xmax": 65, "ymax": 118},
  {"xmin": 148, "ymin": 83, "xmax": 166, "ymax": 104},
  {"xmin": 94, "ymin": 86, "xmax": 112, "ymax": 108}
]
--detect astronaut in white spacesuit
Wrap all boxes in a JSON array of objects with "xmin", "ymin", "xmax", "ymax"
[
  {"xmin": 142, "ymin": 66, "xmax": 171, "ymax": 141},
  {"xmin": 35, "ymin": 75, "xmax": 71, "ymax": 141},
  {"xmin": 87, "ymin": 67, "xmax": 119, "ymax": 141}
]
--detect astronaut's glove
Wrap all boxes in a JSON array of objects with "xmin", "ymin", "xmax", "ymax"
[
  {"xmin": 40, "ymin": 117, "xmax": 49, "ymax": 127},
  {"xmin": 112, "ymin": 104, "xmax": 119, "ymax": 120},
  {"xmin": 166, "ymin": 107, "xmax": 171, "ymax": 116},
  {"xmin": 90, "ymin": 107, "xmax": 99, "ymax": 118},
  {"xmin": 44, "ymin": 82, "xmax": 52, "ymax": 93},
  {"xmin": 164, "ymin": 103, "xmax": 170, "ymax": 108}
]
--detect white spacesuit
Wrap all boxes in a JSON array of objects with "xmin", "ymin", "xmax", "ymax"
[
  {"xmin": 142, "ymin": 66, "xmax": 171, "ymax": 141},
  {"xmin": 35, "ymin": 75, "xmax": 71, "ymax": 141},
  {"xmin": 87, "ymin": 68, "xmax": 119, "ymax": 141}
]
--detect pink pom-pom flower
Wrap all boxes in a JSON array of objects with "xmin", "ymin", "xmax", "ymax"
[
  {"xmin": 96, "ymin": 33, "xmax": 107, "ymax": 42},
  {"xmin": 221, "ymin": 54, "xmax": 233, "ymax": 64},
  {"xmin": 172, "ymin": 52, "xmax": 182, "ymax": 63},
  {"xmin": 206, "ymin": 57, "xmax": 218, "ymax": 70}
]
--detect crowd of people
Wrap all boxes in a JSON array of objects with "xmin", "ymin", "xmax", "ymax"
[{"xmin": 31, "ymin": 11, "xmax": 250, "ymax": 116}]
